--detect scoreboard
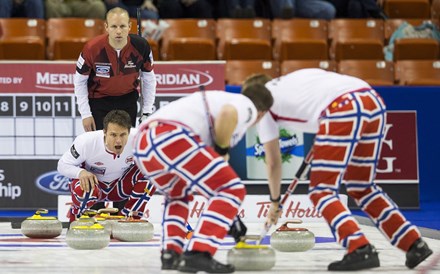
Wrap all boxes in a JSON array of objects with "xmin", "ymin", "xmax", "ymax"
[{"xmin": 0, "ymin": 93, "xmax": 80, "ymax": 157}]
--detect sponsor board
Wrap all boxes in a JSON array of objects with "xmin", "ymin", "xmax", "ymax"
[
  {"xmin": 0, "ymin": 61, "xmax": 225, "ymax": 93},
  {"xmin": 0, "ymin": 169, "xmax": 21, "ymax": 200},
  {"xmin": 58, "ymin": 194, "xmax": 348, "ymax": 223},
  {"xmin": 246, "ymin": 126, "xmax": 304, "ymax": 179},
  {"xmin": 35, "ymin": 171, "xmax": 71, "ymax": 195},
  {"xmin": 375, "ymin": 111, "xmax": 418, "ymax": 181},
  {"xmin": 245, "ymin": 111, "xmax": 419, "ymax": 183},
  {"xmin": 0, "ymin": 160, "xmax": 58, "ymax": 209}
]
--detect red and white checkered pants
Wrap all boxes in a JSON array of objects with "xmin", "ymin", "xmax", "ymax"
[
  {"xmin": 69, "ymin": 164, "xmax": 155, "ymax": 221},
  {"xmin": 133, "ymin": 121, "xmax": 246, "ymax": 255},
  {"xmin": 308, "ymin": 89, "xmax": 420, "ymax": 253}
]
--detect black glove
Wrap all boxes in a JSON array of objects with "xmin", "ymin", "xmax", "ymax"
[
  {"xmin": 228, "ymin": 215, "xmax": 247, "ymax": 243},
  {"xmin": 138, "ymin": 113, "xmax": 151, "ymax": 124}
]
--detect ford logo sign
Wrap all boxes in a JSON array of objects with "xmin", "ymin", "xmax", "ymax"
[{"xmin": 35, "ymin": 171, "xmax": 71, "ymax": 195}]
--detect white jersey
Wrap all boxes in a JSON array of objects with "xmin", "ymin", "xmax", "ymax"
[
  {"xmin": 57, "ymin": 128, "xmax": 138, "ymax": 182},
  {"xmin": 144, "ymin": 91, "xmax": 258, "ymax": 147},
  {"xmin": 257, "ymin": 69, "xmax": 371, "ymax": 143}
]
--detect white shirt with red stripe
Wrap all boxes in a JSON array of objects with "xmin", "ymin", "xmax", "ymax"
[
  {"xmin": 57, "ymin": 128, "xmax": 138, "ymax": 182},
  {"xmin": 257, "ymin": 69, "xmax": 371, "ymax": 143},
  {"xmin": 144, "ymin": 91, "xmax": 258, "ymax": 147}
]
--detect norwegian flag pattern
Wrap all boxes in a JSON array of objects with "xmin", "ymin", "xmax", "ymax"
[
  {"xmin": 69, "ymin": 164, "xmax": 155, "ymax": 220},
  {"xmin": 133, "ymin": 122, "xmax": 246, "ymax": 255},
  {"xmin": 308, "ymin": 89, "xmax": 421, "ymax": 253}
]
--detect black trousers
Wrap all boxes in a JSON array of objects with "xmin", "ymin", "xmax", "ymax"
[
  {"xmin": 89, "ymin": 90, "xmax": 139, "ymax": 130},
  {"xmin": 89, "ymin": 90, "xmax": 139, "ymax": 211}
]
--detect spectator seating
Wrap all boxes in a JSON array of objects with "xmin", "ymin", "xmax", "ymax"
[
  {"xmin": 272, "ymin": 19, "xmax": 328, "ymax": 61},
  {"xmin": 328, "ymin": 19, "xmax": 385, "ymax": 61},
  {"xmin": 395, "ymin": 59, "xmax": 440, "ymax": 85},
  {"xmin": 46, "ymin": 18, "xmax": 104, "ymax": 60},
  {"xmin": 383, "ymin": 0, "xmax": 431, "ymax": 18},
  {"xmin": 394, "ymin": 38, "xmax": 439, "ymax": 60},
  {"xmin": 338, "ymin": 60, "xmax": 395, "ymax": 86},
  {"xmin": 433, "ymin": 0, "xmax": 440, "ymax": 21},
  {"xmin": 225, "ymin": 60, "xmax": 280, "ymax": 85},
  {"xmin": 384, "ymin": 18, "xmax": 439, "ymax": 42},
  {"xmin": 0, "ymin": 17, "xmax": 439, "ymax": 88},
  {"xmin": 216, "ymin": 19, "xmax": 272, "ymax": 60},
  {"xmin": 385, "ymin": 18, "xmax": 440, "ymax": 60},
  {"xmin": 281, "ymin": 60, "xmax": 337, "ymax": 74},
  {"xmin": 160, "ymin": 19, "xmax": 216, "ymax": 61},
  {"xmin": 0, "ymin": 18, "xmax": 46, "ymax": 60}
]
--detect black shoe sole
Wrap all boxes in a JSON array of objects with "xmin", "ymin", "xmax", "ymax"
[
  {"xmin": 328, "ymin": 254, "xmax": 380, "ymax": 271},
  {"xmin": 406, "ymin": 249, "xmax": 433, "ymax": 269},
  {"xmin": 177, "ymin": 266, "xmax": 198, "ymax": 273},
  {"xmin": 328, "ymin": 261, "xmax": 380, "ymax": 271}
]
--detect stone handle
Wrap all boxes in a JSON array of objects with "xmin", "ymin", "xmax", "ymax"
[
  {"xmin": 35, "ymin": 208, "xmax": 48, "ymax": 215},
  {"xmin": 277, "ymin": 219, "xmax": 304, "ymax": 231},
  {"xmin": 97, "ymin": 208, "xmax": 119, "ymax": 214},
  {"xmin": 83, "ymin": 209, "xmax": 98, "ymax": 217}
]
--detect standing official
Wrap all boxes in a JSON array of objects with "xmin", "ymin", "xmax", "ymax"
[
  {"xmin": 242, "ymin": 69, "xmax": 433, "ymax": 271},
  {"xmin": 74, "ymin": 7, "xmax": 156, "ymax": 132},
  {"xmin": 133, "ymin": 90, "xmax": 273, "ymax": 273}
]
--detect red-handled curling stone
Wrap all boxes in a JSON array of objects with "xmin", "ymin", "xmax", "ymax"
[
  {"xmin": 111, "ymin": 212, "xmax": 154, "ymax": 242},
  {"xmin": 270, "ymin": 220, "xmax": 315, "ymax": 252}
]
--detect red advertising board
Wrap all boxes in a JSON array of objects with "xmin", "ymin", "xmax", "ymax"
[
  {"xmin": 0, "ymin": 61, "xmax": 225, "ymax": 93},
  {"xmin": 376, "ymin": 111, "xmax": 418, "ymax": 182}
]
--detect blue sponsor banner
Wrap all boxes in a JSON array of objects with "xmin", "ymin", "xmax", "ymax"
[
  {"xmin": 0, "ymin": 160, "xmax": 60, "ymax": 209},
  {"xmin": 35, "ymin": 171, "xmax": 70, "ymax": 195}
]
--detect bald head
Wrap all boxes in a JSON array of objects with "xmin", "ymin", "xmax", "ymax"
[{"xmin": 106, "ymin": 7, "xmax": 130, "ymax": 24}]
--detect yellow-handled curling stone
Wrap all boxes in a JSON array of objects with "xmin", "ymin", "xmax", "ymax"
[
  {"xmin": 111, "ymin": 212, "xmax": 154, "ymax": 242},
  {"xmin": 69, "ymin": 209, "xmax": 98, "ymax": 229},
  {"xmin": 94, "ymin": 208, "xmax": 119, "ymax": 237},
  {"xmin": 227, "ymin": 235, "xmax": 276, "ymax": 271},
  {"xmin": 66, "ymin": 222, "xmax": 110, "ymax": 250},
  {"xmin": 94, "ymin": 208, "xmax": 123, "ymax": 237},
  {"xmin": 270, "ymin": 220, "xmax": 315, "ymax": 252},
  {"xmin": 21, "ymin": 209, "xmax": 62, "ymax": 238}
]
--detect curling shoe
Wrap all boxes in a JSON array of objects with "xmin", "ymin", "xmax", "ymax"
[
  {"xmin": 328, "ymin": 244, "xmax": 380, "ymax": 271},
  {"xmin": 161, "ymin": 249, "xmax": 181, "ymax": 270},
  {"xmin": 406, "ymin": 238, "xmax": 433, "ymax": 269},
  {"xmin": 177, "ymin": 251, "xmax": 235, "ymax": 273}
]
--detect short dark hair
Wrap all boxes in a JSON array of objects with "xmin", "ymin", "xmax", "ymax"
[
  {"xmin": 241, "ymin": 83, "xmax": 274, "ymax": 112},
  {"xmin": 103, "ymin": 110, "xmax": 132, "ymax": 131},
  {"xmin": 242, "ymin": 73, "xmax": 273, "ymax": 91}
]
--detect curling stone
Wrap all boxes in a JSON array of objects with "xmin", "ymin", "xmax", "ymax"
[
  {"xmin": 112, "ymin": 215, "xmax": 154, "ymax": 242},
  {"xmin": 21, "ymin": 209, "xmax": 62, "ymax": 239},
  {"xmin": 69, "ymin": 213, "xmax": 96, "ymax": 229},
  {"xmin": 95, "ymin": 208, "xmax": 125, "ymax": 237},
  {"xmin": 66, "ymin": 223, "xmax": 110, "ymax": 250},
  {"xmin": 227, "ymin": 236, "xmax": 276, "ymax": 271},
  {"xmin": 94, "ymin": 216, "xmax": 112, "ymax": 236},
  {"xmin": 270, "ymin": 220, "xmax": 315, "ymax": 252}
]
